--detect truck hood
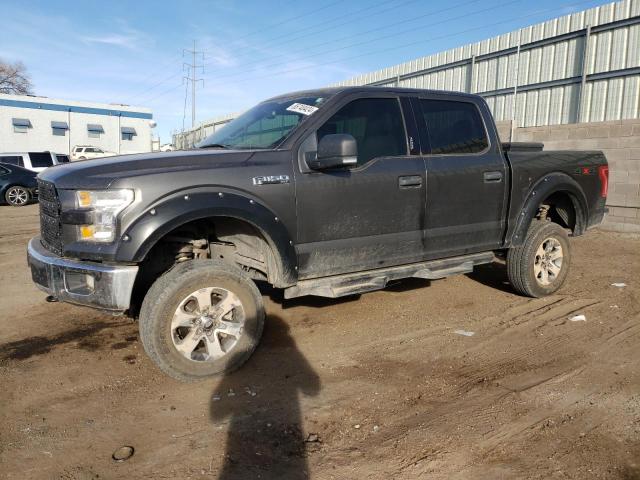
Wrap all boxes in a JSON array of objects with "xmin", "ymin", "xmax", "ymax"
[{"xmin": 38, "ymin": 149, "xmax": 256, "ymax": 190}]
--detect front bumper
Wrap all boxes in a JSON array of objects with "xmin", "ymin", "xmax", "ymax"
[{"xmin": 27, "ymin": 236, "xmax": 138, "ymax": 312}]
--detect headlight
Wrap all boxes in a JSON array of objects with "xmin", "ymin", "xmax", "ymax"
[{"xmin": 75, "ymin": 189, "xmax": 134, "ymax": 242}]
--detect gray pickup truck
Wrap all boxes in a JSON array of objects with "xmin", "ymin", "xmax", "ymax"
[{"xmin": 28, "ymin": 87, "xmax": 608, "ymax": 381}]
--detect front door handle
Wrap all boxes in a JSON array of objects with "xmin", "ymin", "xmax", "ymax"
[
  {"xmin": 483, "ymin": 171, "xmax": 503, "ymax": 183},
  {"xmin": 399, "ymin": 175, "xmax": 422, "ymax": 188}
]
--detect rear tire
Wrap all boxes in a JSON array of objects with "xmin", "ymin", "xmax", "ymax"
[
  {"xmin": 506, "ymin": 220, "xmax": 571, "ymax": 297},
  {"xmin": 139, "ymin": 260, "xmax": 265, "ymax": 382},
  {"xmin": 5, "ymin": 186, "xmax": 30, "ymax": 206}
]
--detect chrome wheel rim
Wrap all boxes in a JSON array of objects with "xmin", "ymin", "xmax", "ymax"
[
  {"xmin": 7, "ymin": 187, "xmax": 28, "ymax": 206},
  {"xmin": 534, "ymin": 237, "xmax": 563, "ymax": 286},
  {"xmin": 171, "ymin": 287, "xmax": 245, "ymax": 362}
]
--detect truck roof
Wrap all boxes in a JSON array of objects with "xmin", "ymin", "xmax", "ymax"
[{"xmin": 267, "ymin": 85, "xmax": 482, "ymax": 102}]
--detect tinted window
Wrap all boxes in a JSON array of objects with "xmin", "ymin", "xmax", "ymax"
[
  {"xmin": 52, "ymin": 127, "xmax": 66, "ymax": 136},
  {"xmin": 30, "ymin": 152, "xmax": 54, "ymax": 168},
  {"xmin": 420, "ymin": 99, "xmax": 488, "ymax": 154},
  {"xmin": 0, "ymin": 166, "xmax": 9, "ymax": 175},
  {"xmin": 56, "ymin": 155, "xmax": 70, "ymax": 163},
  {"xmin": 0, "ymin": 156, "xmax": 23, "ymax": 166},
  {"xmin": 317, "ymin": 98, "xmax": 406, "ymax": 166}
]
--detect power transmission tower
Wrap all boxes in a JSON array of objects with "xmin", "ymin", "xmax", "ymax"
[{"xmin": 183, "ymin": 40, "xmax": 204, "ymax": 129}]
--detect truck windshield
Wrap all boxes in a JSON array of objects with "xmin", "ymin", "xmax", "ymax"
[{"xmin": 198, "ymin": 96, "xmax": 329, "ymax": 150}]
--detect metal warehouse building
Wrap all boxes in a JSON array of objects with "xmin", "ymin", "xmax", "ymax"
[
  {"xmin": 174, "ymin": 0, "xmax": 640, "ymax": 231},
  {"xmin": 333, "ymin": 0, "xmax": 640, "ymax": 128},
  {"xmin": 0, "ymin": 93, "xmax": 154, "ymax": 156},
  {"xmin": 175, "ymin": 0, "xmax": 640, "ymax": 143}
]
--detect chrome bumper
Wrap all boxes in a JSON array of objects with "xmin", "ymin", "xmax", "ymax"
[{"xmin": 27, "ymin": 236, "xmax": 138, "ymax": 312}]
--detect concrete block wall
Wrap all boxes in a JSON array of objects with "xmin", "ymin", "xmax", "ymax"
[{"xmin": 496, "ymin": 119, "xmax": 640, "ymax": 232}]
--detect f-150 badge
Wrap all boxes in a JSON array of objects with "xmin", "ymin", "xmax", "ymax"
[{"xmin": 252, "ymin": 175, "xmax": 290, "ymax": 185}]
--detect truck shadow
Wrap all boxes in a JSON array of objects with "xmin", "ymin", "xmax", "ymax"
[
  {"xmin": 465, "ymin": 262, "xmax": 515, "ymax": 294},
  {"xmin": 209, "ymin": 314, "xmax": 321, "ymax": 480},
  {"xmin": 0, "ymin": 320, "xmax": 130, "ymax": 361}
]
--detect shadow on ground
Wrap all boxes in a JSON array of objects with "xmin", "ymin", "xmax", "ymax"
[
  {"xmin": 0, "ymin": 320, "xmax": 132, "ymax": 361},
  {"xmin": 209, "ymin": 314, "xmax": 321, "ymax": 480},
  {"xmin": 466, "ymin": 261, "xmax": 515, "ymax": 294}
]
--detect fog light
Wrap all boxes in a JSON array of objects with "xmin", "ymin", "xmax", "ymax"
[
  {"xmin": 65, "ymin": 271, "xmax": 95, "ymax": 295},
  {"xmin": 79, "ymin": 225, "xmax": 95, "ymax": 239}
]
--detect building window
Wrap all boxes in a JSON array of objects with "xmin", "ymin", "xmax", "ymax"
[
  {"xmin": 51, "ymin": 121, "xmax": 69, "ymax": 137},
  {"xmin": 87, "ymin": 123, "xmax": 104, "ymax": 138},
  {"xmin": 12, "ymin": 118, "xmax": 32, "ymax": 134},
  {"xmin": 121, "ymin": 126, "xmax": 137, "ymax": 141}
]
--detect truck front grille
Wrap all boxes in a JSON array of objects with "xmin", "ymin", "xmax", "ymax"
[{"xmin": 38, "ymin": 179, "xmax": 63, "ymax": 256}]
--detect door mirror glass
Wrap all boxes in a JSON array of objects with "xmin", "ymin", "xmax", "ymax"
[{"xmin": 309, "ymin": 134, "xmax": 358, "ymax": 170}]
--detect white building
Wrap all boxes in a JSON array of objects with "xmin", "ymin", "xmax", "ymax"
[{"xmin": 0, "ymin": 93, "xmax": 154, "ymax": 156}]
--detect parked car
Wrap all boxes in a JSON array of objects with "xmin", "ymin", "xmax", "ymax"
[
  {"xmin": 28, "ymin": 87, "xmax": 608, "ymax": 382},
  {"xmin": 0, "ymin": 163, "xmax": 38, "ymax": 206},
  {"xmin": 71, "ymin": 146, "xmax": 116, "ymax": 161},
  {"xmin": 0, "ymin": 152, "xmax": 60, "ymax": 173}
]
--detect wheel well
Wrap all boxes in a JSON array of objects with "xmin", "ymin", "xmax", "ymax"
[
  {"xmin": 129, "ymin": 216, "xmax": 280, "ymax": 317},
  {"xmin": 536, "ymin": 191, "xmax": 583, "ymax": 235}
]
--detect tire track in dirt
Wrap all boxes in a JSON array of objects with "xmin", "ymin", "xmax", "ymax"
[
  {"xmin": 386, "ymin": 313, "xmax": 640, "ymax": 477},
  {"xmin": 320, "ymin": 295, "xmax": 622, "ymax": 477}
]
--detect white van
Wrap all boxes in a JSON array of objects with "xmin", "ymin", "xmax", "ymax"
[{"xmin": 0, "ymin": 152, "xmax": 61, "ymax": 173}]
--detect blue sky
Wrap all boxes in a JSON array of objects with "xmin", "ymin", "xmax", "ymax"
[{"xmin": 1, "ymin": 0, "xmax": 607, "ymax": 143}]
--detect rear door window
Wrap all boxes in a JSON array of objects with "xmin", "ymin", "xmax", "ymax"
[
  {"xmin": 317, "ymin": 97, "xmax": 407, "ymax": 166},
  {"xmin": 0, "ymin": 155, "xmax": 24, "ymax": 167},
  {"xmin": 29, "ymin": 152, "xmax": 54, "ymax": 168},
  {"xmin": 419, "ymin": 99, "xmax": 488, "ymax": 154}
]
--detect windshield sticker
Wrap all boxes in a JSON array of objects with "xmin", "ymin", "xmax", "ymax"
[{"xmin": 286, "ymin": 103, "xmax": 319, "ymax": 116}]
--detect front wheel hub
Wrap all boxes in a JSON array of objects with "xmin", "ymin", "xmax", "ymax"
[{"xmin": 170, "ymin": 287, "xmax": 245, "ymax": 362}]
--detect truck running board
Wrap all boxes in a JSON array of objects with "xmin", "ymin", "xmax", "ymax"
[{"xmin": 284, "ymin": 252, "xmax": 495, "ymax": 299}]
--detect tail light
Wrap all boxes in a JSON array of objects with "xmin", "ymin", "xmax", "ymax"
[{"xmin": 597, "ymin": 165, "xmax": 609, "ymax": 198}]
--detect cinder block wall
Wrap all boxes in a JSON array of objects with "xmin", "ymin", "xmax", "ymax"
[{"xmin": 496, "ymin": 120, "xmax": 640, "ymax": 233}]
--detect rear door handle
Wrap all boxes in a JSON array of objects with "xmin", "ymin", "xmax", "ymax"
[
  {"xmin": 483, "ymin": 171, "xmax": 503, "ymax": 183},
  {"xmin": 399, "ymin": 175, "xmax": 423, "ymax": 188}
]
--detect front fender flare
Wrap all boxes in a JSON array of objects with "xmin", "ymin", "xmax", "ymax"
[
  {"xmin": 507, "ymin": 172, "xmax": 588, "ymax": 247},
  {"xmin": 114, "ymin": 189, "xmax": 297, "ymax": 286}
]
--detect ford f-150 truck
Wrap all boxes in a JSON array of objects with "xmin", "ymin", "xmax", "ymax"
[{"xmin": 27, "ymin": 87, "xmax": 608, "ymax": 381}]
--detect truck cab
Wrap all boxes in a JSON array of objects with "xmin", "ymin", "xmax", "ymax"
[{"xmin": 27, "ymin": 87, "xmax": 608, "ymax": 381}]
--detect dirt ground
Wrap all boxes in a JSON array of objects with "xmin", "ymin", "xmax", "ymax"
[{"xmin": 1, "ymin": 204, "xmax": 639, "ymax": 480}]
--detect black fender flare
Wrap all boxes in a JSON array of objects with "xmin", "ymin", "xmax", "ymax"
[
  {"xmin": 507, "ymin": 172, "xmax": 588, "ymax": 247},
  {"xmin": 114, "ymin": 189, "xmax": 298, "ymax": 286}
]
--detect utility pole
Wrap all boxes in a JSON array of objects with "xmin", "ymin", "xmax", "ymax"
[{"xmin": 183, "ymin": 40, "xmax": 204, "ymax": 129}]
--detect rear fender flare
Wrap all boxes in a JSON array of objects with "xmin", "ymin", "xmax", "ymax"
[
  {"xmin": 508, "ymin": 172, "xmax": 588, "ymax": 246},
  {"xmin": 115, "ymin": 189, "xmax": 297, "ymax": 286}
]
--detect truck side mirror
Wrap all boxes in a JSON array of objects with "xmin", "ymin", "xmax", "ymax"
[{"xmin": 309, "ymin": 134, "xmax": 358, "ymax": 170}]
